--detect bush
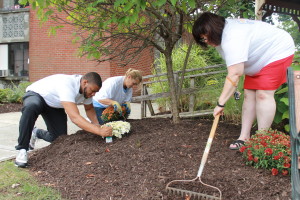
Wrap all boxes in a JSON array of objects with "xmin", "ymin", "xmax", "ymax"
[
  {"xmin": 240, "ymin": 129, "xmax": 291, "ymax": 176},
  {"xmin": 150, "ymin": 43, "xmax": 226, "ymax": 112},
  {"xmin": 0, "ymin": 82, "xmax": 31, "ymax": 103},
  {"xmin": 273, "ymin": 52, "xmax": 300, "ymax": 132}
]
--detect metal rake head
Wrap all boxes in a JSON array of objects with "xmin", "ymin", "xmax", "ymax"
[{"xmin": 166, "ymin": 186, "xmax": 221, "ymax": 200}]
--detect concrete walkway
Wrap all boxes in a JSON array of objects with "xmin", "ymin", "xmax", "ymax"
[{"xmin": 0, "ymin": 103, "xmax": 157, "ymax": 162}]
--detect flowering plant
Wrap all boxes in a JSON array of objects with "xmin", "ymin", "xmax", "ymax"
[
  {"xmin": 101, "ymin": 106, "xmax": 129, "ymax": 123},
  {"xmin": 103, "ymin": 121, "xmax": 131, "ymax": 138},
  {"xmin": 240, "ymin": 129, "xmax": 291, "ymax": 176}
]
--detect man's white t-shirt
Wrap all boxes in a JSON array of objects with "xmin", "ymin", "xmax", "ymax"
[
  {"xmin": 216, "ymin": 19, "xmax": 295, "ymax": 76},
  {"xmin": 93, "ymin": 76, "xmax": 132, "ymax": 108},
  {"xmin": 26, "ymin": 74, "xmax": 92, "ymax": 108}
]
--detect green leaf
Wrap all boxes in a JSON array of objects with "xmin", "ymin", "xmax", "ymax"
[
  {"xmin": 19, "ymin": 0, "xmax": 28, "ymax": 6},
  {"xmin": 130, "ymin": 12, "xmax": 139, "ymax": 23},
  {"xmin": 114, "ymin": 0, "xmax": 126, "ymax": 8},
  {"xmin": 36, "ymin": 0, "xmax": 45, "ymax": 7},
  {"xmin": 285, "ymin": 124, "xmax": 290, "ymax": 132},
  {"xmin": 170, "ymin": 0, "xmax": 177, "ymax": 6},
  {"xmin": 282, "ymin": 110, "xmax": 289, "ymax": 120},
  {"xmin": 31, "ymin": 1, "xmax": 37, "ymax": 9},
  {"xmin": 153, "ymin": 0, "xmax": 167, "ymax": 7},
  {"xmin": 136, "ymin": 0, "xmax": 146, "ymax": 10},
  {"xmin": 273, "ymin": 113, "xmax": 282, "ymax": 124},
  {"xmin": 123, "ymin": 2, "xmax": 134, "ymax": 12},
  {"xmin": 276, "ymin": 87, "xmax": 288, "ymax": 94},
  {"xmin": 187, "ymin": 0, "xmax": 196, "ymax": 8},
  {"xmin": 280, "ymin": 97, "xmax": 289, "ymax": 106}
]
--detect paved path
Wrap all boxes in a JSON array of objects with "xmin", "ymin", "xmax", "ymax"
[{"xmin": 0, "ymin": 103, "xmax": 158, "ymax": 162}]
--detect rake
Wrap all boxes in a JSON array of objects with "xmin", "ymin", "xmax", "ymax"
[{"xmin": 166, "ymin": 114, "xmax": 222, "ymax": 200}]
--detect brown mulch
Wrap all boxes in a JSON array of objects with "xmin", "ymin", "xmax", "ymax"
[
  {"xmin": 1, "ymin": 103, "xmax": 291, "ymax": 199},
  {"xmin": 29, "ymin": 119, "xmax": 290, "ymax": 200},
  {"xmin": 0, "ymin": 103, "xmax": 23, "ymax": 113}
]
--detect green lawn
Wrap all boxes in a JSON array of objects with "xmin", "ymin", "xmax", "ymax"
[{"xmin": 0, "ymin": 161, "xmax": 64, "ymax": 200}]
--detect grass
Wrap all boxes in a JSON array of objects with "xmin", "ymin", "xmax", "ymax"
[{"xmin": 0, "ymin": 161, "xmax": 64, "ymax": 200}]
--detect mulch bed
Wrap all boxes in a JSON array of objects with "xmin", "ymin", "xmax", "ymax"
[
  {"xmin": 1, "ymin": 103, "xmax": 291, "ymax": 199},
  {"xmin": 29, "ymin": 118, "xmax": 290, "ymax": 200},
  {"xmin": 0, "ymin": 103, "xmax": 23, "ymax": 113}
]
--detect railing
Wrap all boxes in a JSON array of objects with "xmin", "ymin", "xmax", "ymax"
[
  {"xmin": 287, "ymin": 67, "xmax": 300, "ymax": 200},
  {"xmin": 132, "ymin": 64, "xmax": 226, "ymax": 118}
]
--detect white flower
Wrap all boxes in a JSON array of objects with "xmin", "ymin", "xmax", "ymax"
[{"xmin": 103, "ymin": 121, "xmax": 131, "ymax": 138}]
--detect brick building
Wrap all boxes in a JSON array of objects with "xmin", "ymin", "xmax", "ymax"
[{"xmin": 0, "ymin": 0, "xmax": 153, "ymax": 93}]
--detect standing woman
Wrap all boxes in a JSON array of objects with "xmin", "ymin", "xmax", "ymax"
[
  {"xmin": 93, "ymin": 68, "xmax": 142, "ymax": 124},
  {"xmin": 192, "ymin": 12, "xmax": 295, "ymax": 150}
]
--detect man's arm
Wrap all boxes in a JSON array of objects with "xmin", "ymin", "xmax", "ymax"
[
  {"xmin": 61, "ymin": 101, "xmax": 112, "ymax": 137},
  {"xmin": 84, "ymin": 103, "xmax": 99, "ymax": 124}
]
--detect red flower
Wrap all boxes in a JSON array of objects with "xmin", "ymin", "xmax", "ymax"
[
  {"xmin": 282, "ymin": 170, "xmax": 289, "ymax": 176},
  {"xmin": 272, "ymin": 168, "xmax": 278, "ymax": 176},
  {"xmin": 273, "ymin": 156, "xmax": 280, "ymax": 160},
  {"xmin": 277, "ymin": 152, "xmax": 284, "ymax": 157},
  {"xmin": 264, "ymin": 148, "xmax": 273, "ymax": 155},
  {"xmin": 284, "ymin": 156, "xmax": 291, "ymax": 163},
  {"xmin": 260, "ymin": 141, "xmax": 267, "ymax": 147},
  {"xmin": 283, "ymin": 162, "xmax": 291, "ymax": 168},
  {"xmin": 253, "ymin": 157, "xmax": 259, "ymax": 163},
  {"xmin": 248, "ymin": 155, "xmax": 254, "ymax": 161},
  {"xmin": 247, "ymin": 150, "xmax": 252, "ymax": 157},
  {"xmin": 239, "ymin": 146, "xmax": 246, "ymax": 153}
]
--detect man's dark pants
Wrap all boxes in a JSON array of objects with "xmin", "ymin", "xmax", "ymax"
[{"xmin": 15, "ymin": 91, "xmax": 67, "ymax": 150}]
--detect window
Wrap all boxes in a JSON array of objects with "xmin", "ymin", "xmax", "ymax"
[
  {"xmin": 0, "ymin": 42, "xmax": 29, "ymax": 77},
  {"xmin": 9, "ymin": 42, "xmax": 29, "ymax": 76},
  {"xmin": 0, "ymin": 0, "xmax": 28, "ymax": 10}
]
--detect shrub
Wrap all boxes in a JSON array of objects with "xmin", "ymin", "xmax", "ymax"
[
  {"xmin": 240, "ymin": 129, "xmax": 291, "ymax": 176},
  {"xmin": 0, "ymin": 82, "xmax": 31, "ymax": 103},
  {"xmin": 150, "ymin": 44, "xmax": 226, "ymax": 112},
  {"xmin": 273, "ymin": 52, "xmax": 300, "ymax": 132},
  {"xmin": 0, "ymin": 88, "xmax": 12, "ymax": 103}
]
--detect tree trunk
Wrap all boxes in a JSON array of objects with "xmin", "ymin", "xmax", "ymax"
[{"xmin": 165, "ymin": 52, "xmax": 180, "ymax": 123}]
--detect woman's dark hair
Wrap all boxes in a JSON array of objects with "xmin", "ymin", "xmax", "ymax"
[{"xmin": 192, "ymin": 12, "xmax": 225, "ymax": 48}]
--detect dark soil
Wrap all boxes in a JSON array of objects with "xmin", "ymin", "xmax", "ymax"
[{"xmin": 1, "ymin": 103, "xmax": 291, "ymax": 200}]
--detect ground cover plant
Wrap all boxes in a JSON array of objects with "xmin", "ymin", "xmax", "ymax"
[{"xmin": 240, "ymin": 129, "xmax": 291, "ymax": 176}]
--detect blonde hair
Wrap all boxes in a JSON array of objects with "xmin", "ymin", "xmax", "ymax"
[{"xmin": 125, "ymin": 68, "xmax": 142, "ymax": 83}]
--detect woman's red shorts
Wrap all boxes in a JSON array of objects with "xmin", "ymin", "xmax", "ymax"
[{"xmin": 244, "ymin": 55, "xmax": 294, "ymax": 90}]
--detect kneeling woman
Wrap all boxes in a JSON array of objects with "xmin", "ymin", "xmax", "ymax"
[{"xmin": 93, "ymin": 68, "xmax": 142, "ymax": 124}]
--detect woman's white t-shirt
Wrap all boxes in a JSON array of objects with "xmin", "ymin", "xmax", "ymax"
[
  {"xmin": 216, "ymin": 19, "xmax": 295, "ymax": 76},
  {"xmin": 26, "ymin": 74, "xmax": 92, "ymax": 108},
  {"xmin": 93, "ymin": 76, "xmax": 132, "ymax": 108}
]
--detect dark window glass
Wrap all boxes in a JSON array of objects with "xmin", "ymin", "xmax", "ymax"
[{"xmin": 8, "ymin": 42, "xmax": 29, "ymax": 76}]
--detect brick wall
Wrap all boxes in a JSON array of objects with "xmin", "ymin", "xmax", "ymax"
[{"xmin": 29, "ymin": 8, "xmax": 153, "ymax": 96}]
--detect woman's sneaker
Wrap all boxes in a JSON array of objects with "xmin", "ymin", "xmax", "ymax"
[
  {"xmin": 29, "ymin": 127, "xmax": 38, "ymax": 150},
  {"xmin": 15, "ymin": 149, "xmax": 28, "ymax": 168}
]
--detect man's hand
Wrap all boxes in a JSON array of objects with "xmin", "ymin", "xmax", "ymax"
[
  {"xmin": 122, "ymin": 102, "xmax": 131, "ymax": 114},
  {"xmin": 111, "ymin": 100, "xmax": 122, "ymax": 115},
  {"xmin": 97, "ymin": 125, "xmax": 113, "ymax": 137}
]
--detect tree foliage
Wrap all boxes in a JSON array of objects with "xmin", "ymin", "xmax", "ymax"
[{"xmin": 20, "ymin": 0, "xmax": 229, "ymax": 123}]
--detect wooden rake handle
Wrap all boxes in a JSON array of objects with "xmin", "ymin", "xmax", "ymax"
[{"xmin": 197, "ymin": 114, "xmax": 220, "ymax": 177}]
